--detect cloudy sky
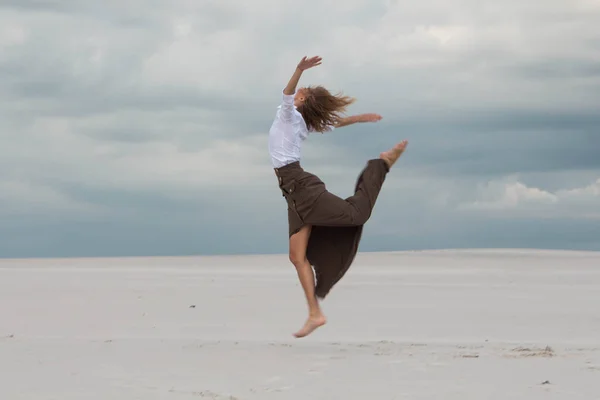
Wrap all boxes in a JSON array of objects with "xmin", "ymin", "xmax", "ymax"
[{"xmin": 1, "ymin": 0, "xmax": 599, "ymax": 258}]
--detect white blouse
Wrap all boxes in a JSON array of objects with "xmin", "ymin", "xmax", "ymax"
[{"xmin": 268, "ymin": 90, "xmax": 333, "ymax": 168}]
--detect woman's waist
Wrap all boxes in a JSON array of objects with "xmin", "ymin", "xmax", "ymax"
[
  {"xmin": 275, "ymin": 163, "xmax": 325, "ymax": 194},
  {"xmin": 274, "ymin": 161, "xmax": 304, "ymax": 179}
]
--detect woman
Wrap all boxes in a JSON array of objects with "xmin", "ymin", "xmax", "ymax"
[{"xmin": 269, "ymin": 56, "xmax": 408, "ymax": 338}]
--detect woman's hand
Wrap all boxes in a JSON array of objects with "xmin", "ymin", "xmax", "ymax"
[
  {"xmin": 335, "ymin": 113, "xmax": 382, "ymax": 128},
  {"xmin": 334, "ymin": 113, "xmax": 383, "ymax": 128},
  {"xmin": 360, "ymin": 113, "xmax": 383, "ymax": 122},
  {"xmin": 284, "ymin": 56, "xmax": 322, "ymax": 95},
  {"xmin": 297, "ymin": 56, "xmax": 322, "ymax": 71}
]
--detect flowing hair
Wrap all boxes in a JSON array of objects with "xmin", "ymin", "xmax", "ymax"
[{"xmin": 297, "ymin": 86, "xmax": 355, "ymax": 133}]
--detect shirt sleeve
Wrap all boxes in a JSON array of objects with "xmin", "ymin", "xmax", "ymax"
[{"xmin": 278, "ymin": 90, "xmax": 296, "ymax": 124}]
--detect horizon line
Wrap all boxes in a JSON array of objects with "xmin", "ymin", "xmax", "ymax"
[{"xmin": 1, "ymin": 247, "xmax": 599, "ymax": 262}]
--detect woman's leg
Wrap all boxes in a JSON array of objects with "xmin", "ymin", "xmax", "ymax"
[
  {"xmin": 289, "ymin": 224, "xmax": 327, "ymax": 338},
  {"xmin": 303, "ymin": 141, "xmax": 408, "ymax": 228}
]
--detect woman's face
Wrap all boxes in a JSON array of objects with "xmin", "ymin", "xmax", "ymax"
[{"xmin": 294, "ymin": 88, "xmax": 308, "ymax": 108}]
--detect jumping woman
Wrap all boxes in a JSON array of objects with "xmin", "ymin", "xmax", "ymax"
[{"xmin": 269, "ymin": 56, "xmax": 408, "ymax": 338}]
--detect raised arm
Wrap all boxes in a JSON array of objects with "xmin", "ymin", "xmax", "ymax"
[
  {"xmin": 334, "ymin": 113, "xmax": 383, "ymax": 128},
  {"xmin": 283, "ymin": 56, "xmax": 322, "ymax": 95},
  {"xmin": 278, "ymin": 56, "xmax": 323, "ymax": 123}
]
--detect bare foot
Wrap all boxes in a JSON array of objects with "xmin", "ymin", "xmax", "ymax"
[
  {"xmin": 293, "ymin": 314, "xmax": 327, "ymax": 338},
  {"xmin": 380, "ymin": 140, "xmax": 408, "ymax": 169}
]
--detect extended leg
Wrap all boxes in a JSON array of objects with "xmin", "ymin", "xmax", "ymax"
[
  {"xmin": 289, "ymin": 224, "xmax": 327, "ymax": 338},
  {"xmin": 304, "ymin": 140, "xmax": 408, "ymax": 228}
]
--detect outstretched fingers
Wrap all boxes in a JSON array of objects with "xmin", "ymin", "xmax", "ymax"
[{"xmin": 298, "ymin": 55, "xmax": 323, "ymax": 71}]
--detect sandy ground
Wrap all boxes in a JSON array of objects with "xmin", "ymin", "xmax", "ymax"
[{"xmin": 1, "ymin": 249, "xmax": 599, "ymax": 399}]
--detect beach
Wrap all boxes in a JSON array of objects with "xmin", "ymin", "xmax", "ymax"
[{"xmin": 1, "ymin": 249, "xmax": 599, "ymax": 399}]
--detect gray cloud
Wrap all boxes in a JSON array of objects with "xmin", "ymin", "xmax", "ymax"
[{"xmin": 1, "ymin": 0, "xmax": 599, "ymax": 258}]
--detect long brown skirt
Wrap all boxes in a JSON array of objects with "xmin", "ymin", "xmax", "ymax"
[{"xmin": 274, "ymin": 158, "xmax": 389, "ymax": 299}]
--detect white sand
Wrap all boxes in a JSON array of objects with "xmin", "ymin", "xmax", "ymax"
[{"xmin": 1, "ymin": 249, "xmax": 599, "ymax": 399}]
